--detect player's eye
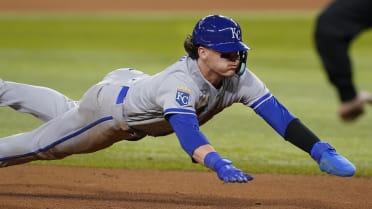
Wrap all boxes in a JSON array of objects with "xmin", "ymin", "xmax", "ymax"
[{"xmin": 220, "ymin": 52, "xmax": 239, "ymax": 61}]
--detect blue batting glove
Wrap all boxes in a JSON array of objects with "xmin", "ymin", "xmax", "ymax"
[
  {"xmin": 214, "ymin": 158, "xmax": 254, "ymax": 183},
  {"xmin": 204, "ymin": 152, "xmax": 253, "ymax": 183},
  {"xmin": 311, "ymin": 142, "xmax": 356, "ymax": 177}
]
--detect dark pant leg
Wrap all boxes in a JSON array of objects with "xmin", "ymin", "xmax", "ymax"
[{"xmin": 314, "ymin": 0, "xmax": 372, "ymax": 102}]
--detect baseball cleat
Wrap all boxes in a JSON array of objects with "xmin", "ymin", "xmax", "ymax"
[
  {"xmin": 338, "ymin": 91, "xmax": 372, "ymax": 122},
  {"xmin": 311, "ymin": 142, "xmax": 356, "ymax": 177}
]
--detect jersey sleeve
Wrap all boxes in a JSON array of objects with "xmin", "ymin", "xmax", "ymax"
[
  {"xmin": 237, "ymin": 69, "xmax": 270, "ymax": 106},
  {"xmin": 237, "ymin": 69, "xmax": 296, "ymax": 137},
  {"xmin": 167, "ymin": 113, "xmax": 210, "ymax": 156},
  {"xmin": 251, "ymin": 94, "xmax": 297, "ymax": 137}
]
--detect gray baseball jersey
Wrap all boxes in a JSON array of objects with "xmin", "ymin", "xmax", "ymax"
[
  {"xmin": 118, "ymin": 56, "xmax": 269, "ymax": 136},
  {"xmin": 0, "ymin": 55, "xmax": 268, "ymax": 166}
]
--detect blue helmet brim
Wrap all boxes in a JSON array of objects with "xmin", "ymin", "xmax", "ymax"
[{"xmin": 208, "ymin": 41, "xmax": 251, "ymax": 53}]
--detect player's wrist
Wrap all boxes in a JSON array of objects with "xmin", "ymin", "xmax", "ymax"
[{"xmin": 204, "ymin": 152, "xmax": 231, "ymax": 171}]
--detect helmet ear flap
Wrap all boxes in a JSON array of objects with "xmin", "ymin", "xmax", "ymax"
[{"xmin": 236, "ymin": 51, "xmax": 247, "ymax": 76}]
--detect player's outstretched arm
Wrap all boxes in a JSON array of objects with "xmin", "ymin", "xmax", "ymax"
[
  {"xmin": 167, "ymin": 113, "xmax": 253, "ymax": 183},
  {"xmin": 252, "ymin": 93, "xmax": 355, "ymax": 177}
]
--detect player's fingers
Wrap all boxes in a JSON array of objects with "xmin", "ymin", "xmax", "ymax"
[{"xmin": 244, "ymin": 173, "xmax": 254, "ymax": 181}]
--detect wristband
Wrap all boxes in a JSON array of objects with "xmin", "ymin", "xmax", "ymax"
[{"xmin": 204, "ymin": 152, "xmax": 221, "ymax": 169}]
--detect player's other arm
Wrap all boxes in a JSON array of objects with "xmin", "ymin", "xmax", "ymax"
[
  {"xmin": 250, "ymin": 93, "xmax": 322, "ymax": 153},
  {"xmin": 251, "ymin": 93, "xmax": 355, "ymax": 177},
  {"xmin": 166, "ymin": 113, "xmax": 253, "ymax": 183}
]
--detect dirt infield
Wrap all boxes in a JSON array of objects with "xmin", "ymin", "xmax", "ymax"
[
  {"xmin": 1, "ymin": 0, "xmax": 372, "ymax": 209},
  {"xmin": 0, "ymin": 165, "xmax": 371, "ymax": 209}
]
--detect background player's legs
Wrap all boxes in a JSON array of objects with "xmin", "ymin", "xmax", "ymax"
[
  {"xmin": 314, "ymin": 0, "xmax": 372, "ymax": 121},
  {"xmin": 315, "ymin": 1, "xmax": 359, "ymax": 102},
  {"xmin": 0, "ymin": 79, "xmax": 78, "ymax": 122},
  {"xmin": 315, "ymin": 0, "xmax": 372, "ymax": 102}
]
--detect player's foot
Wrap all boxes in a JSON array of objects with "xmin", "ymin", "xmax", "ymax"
[
  {"xmin": 338, "ymin": 91, "xmax": 372, "ymax": 122},
  {"xmin": 311, "ymin": 142, "xmax": 356, "ymax": 177}
]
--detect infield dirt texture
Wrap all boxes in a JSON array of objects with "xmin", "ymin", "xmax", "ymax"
[{"xmin": 0, "ymin": 0, "xmax": 371, "ymax": 209}]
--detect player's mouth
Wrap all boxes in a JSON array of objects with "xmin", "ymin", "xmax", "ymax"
[{"xmin": 228, "ymin": 64, "xmax": 238, "ymax": 70}]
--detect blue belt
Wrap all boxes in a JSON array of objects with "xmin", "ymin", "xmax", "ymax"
[{"xmin": 116, "ymin": 86, "xmax": 129, "ymax": 104}]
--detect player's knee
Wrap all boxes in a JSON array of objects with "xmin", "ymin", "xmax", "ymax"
[
  {"xmin": 315, "ymin": 15, "xmax": 332, "ymax": 39},
  {"xmin": 36, "ymin": 148, "xmax": 70, "ymax": 160}
]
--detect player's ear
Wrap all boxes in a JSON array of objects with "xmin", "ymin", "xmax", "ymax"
[{"xmin": 198, "ymin": 46, "xmax": 208, "ymax": 60}]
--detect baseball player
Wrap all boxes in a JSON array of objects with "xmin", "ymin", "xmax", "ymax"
[
  {"xmin": 315, "ymin": 0, "xmax": 372, "ymax": 121},
  {"xmin": 0, "ymin": 15, "xmax": 355, "ymax": 183}
]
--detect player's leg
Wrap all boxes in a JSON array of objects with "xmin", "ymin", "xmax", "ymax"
[
  {"xmin": 0, "ymin": 83, "xmax": 143, "ymax": 167},
  {"xmin": 99, "ymin": 68, "xmax": 149, "ymax": 85},
  {"xmin": 0, "ymin": 79, "xmax": 78, "ymax": 122},
  {"xmin": 314, "ymin": 0, "xmax": 372, "ymax": 121}
]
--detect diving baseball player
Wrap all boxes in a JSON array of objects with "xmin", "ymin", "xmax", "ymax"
[{"xmin": 0, "ymin": 15, "xmax": 355, "ymax": 183}]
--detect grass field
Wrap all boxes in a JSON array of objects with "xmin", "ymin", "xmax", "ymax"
[{"xmin": 0, "ymin": 12, "xmax": 371, "ymax": 176}]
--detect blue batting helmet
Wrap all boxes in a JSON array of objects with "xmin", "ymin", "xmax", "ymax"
[{"xmin": 192, "ymin": 15, "xmax": 250, "ymax": 53}]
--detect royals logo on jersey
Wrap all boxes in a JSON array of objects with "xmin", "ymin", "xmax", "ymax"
[{"xmin": 175, "ymin": 87, "xmax": 191, "ymax": 106}]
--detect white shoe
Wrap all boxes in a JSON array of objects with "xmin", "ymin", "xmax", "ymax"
[{"xmin": 337, "ymin": 91, "xmax": 372, "ymax": 122}]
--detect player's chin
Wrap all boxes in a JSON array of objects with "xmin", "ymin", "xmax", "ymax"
[{"xmin": 223, "ymin": 68, "xmax": 238, "ymax": 77}]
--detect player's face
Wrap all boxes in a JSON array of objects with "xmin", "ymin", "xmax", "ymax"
[{"xmin": 197, "ymin": 47, "xmax": 240, "ymax": 86}]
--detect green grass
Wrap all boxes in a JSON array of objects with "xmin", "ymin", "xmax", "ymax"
[{"xmin": 1, "ymin": 12, "xmax": 372, "ymax": 176}]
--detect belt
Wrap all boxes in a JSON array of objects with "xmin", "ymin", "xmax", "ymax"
[
  {"xmin": 114, "ymin": 85, "xmax": 145, "ymax": 140},
  {"xmin": 116, "ymin": 86, "xmax": 129, "ymax": 104}
]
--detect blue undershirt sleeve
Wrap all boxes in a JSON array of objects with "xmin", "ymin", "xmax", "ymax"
[
  {"xmin": 167, "ymin": 114, "xmax": 210, "ymax": 157},
  {"xmin": 253, "ymin": 95, "xmax": 297, "ymax": 137}
]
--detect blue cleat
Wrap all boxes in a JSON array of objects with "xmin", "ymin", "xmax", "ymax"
[{"xmin": 311, "ymin": 142, "xmax": 356, "ymax": 177}]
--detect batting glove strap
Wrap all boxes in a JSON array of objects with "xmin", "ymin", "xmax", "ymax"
[{"xmin": 204, "ymin": 152, "xmax": 224, "ymax": 170}]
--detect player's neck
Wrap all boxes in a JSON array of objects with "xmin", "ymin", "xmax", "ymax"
[{"xmin": 198, "ymin": 65, "xmax": 223, "ymax": 88}]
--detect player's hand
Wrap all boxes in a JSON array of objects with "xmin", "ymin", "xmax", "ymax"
[
  {"xmin": 214, "ymin": 158, "xmax": 253, "ymax": 183},
  {"xmin": 204, "ymin": 152, "xmax": 253, "ymax": 183}
]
